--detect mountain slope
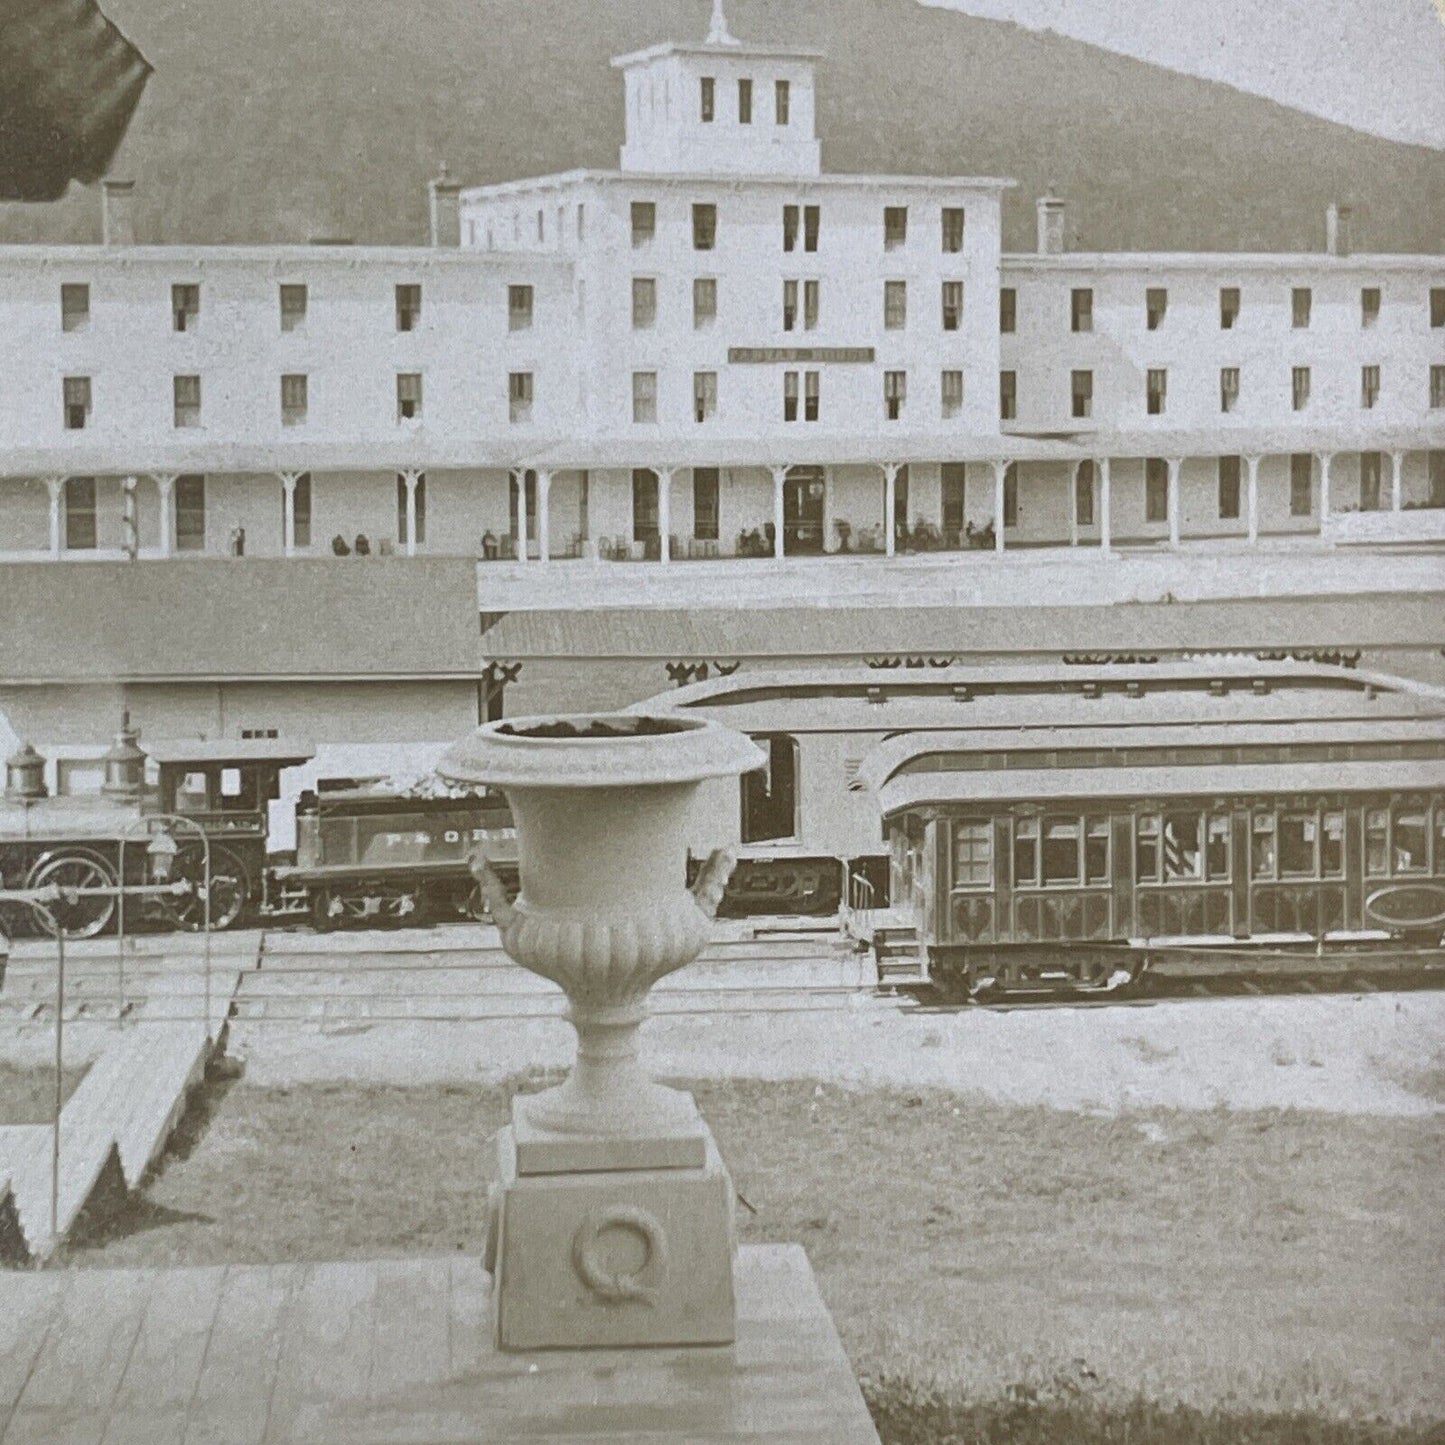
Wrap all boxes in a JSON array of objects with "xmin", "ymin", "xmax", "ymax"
[{"xmin": 0, "ymin": 0, "xmax": 1441, "ymax": 253}]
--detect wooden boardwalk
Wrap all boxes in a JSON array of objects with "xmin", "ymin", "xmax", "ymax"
[{"xmin": 0, "ymin": 1245, "xmax": 879, "ymax": 1443}]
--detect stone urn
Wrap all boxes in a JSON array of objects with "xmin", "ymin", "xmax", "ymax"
[{"xmin": 438, "ymin": 712, "xmax": 764, "ymax": 1350}]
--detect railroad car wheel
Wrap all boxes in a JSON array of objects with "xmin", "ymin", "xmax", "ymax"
[
  {"xmin": 164, "ymin": 843, "xmax": 249, "ymax": 932},
  {"xmin": 26, "ymin": 849, "xmax": 117, "ymax": 939},
  {"xmin": 310, "ymin": 887, "xmax": 340, "ymax": 933}
]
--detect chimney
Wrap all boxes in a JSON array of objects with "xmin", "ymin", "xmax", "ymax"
[
  {"xmin": 1325, "ymin": 202, "xmax": 1352, "ymax": 257},
  {"xmin": 430, "ymin": 164, "xmax": 464, "ymax": 248},
  {"xmin": 1036, "ymin": 194, "xmax": 1066, "ymax": 256},
  {"xmin": 101, "ymin": 179, "xmax": 135, "ymax": 245}
]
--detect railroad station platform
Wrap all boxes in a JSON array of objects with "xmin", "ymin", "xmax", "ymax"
[{"xmin": 0, "ymin": 1245, "xmax": 879, "ymax": 1444}]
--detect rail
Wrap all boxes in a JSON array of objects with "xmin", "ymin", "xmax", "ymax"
[{"xmin": 848, "ymin": 872, "xmax": 876, "ymax": 916}]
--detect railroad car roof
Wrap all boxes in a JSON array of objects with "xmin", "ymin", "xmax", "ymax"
[
  {"xmin": 872, "ymin": 760, "xmax": 1445, "ymax": 818},
  {"xmin": 144, "ymin": 739, "xmax": 316, "ymax": 765}
]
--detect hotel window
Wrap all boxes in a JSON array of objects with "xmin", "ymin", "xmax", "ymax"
[
  {"xmin": 1075, "ymin": 461, "xmax": 1095, "ymax": 527},
  {"xmin": 172, "ymin": 283, "xmax": 199, "ymax": 332},
  {"xmin": 632, "ymin": 277, "xmax": 656, "ymax": 329},
  {"xmin": 693, "ymin": 467, "xmax": 720, "ymax": 540},
  {"xmin": 508, "ymin": 284, "xmax": 533, "ymax": 330},
  {"xmin": 1217, "ymin": 455, "xmax": 1241, "ymax": 519},
  {"xmin": 1071, "ymin": 369, "xmax": 1092, "ymax": 419},
  {"xmin": 1431, "ymin": 366, "xmax": 1445, "ymax": 409},
  {"xmin": 1289, "ymin": 453, "xmax": 1313, "ymax": 515},
  {"xmin": 175, "ymin": 474, "xmax": 206, "ymax": 551},
  {"xmin": 804, "ymin": 370, "xmax": 819, "ymax": 421},
  {"xmin": 941, "ymin": 369, "xmax": 963, "ymax": 420},
  {"xmin": 1146, "ymin": 287, "xmax": 1167, "ymax": 330},
  {"xmin": 1003, "ymin": 463, "xmax": 1018, "ymax": 527},
  {"xmin": 884, "ymin": 280, "xmax": 907, "ymax": 330},
  {"xmin": 632, "ymin": 469, "xmax": 659, "ymax": 541},
  {"xmin": 396, "ymin": 473, "xmax": 426, "ymax": 547},
  {"xmin": 1220, "ymin": 286, "xmax": 1240, "ymax": 329},
  {"xmin": 632, "ymin": 370, "xmax": 657, "ymax": 423},
  {"xmin": 281, "ymin": 373, "xmax": 308, "ymax": 427},
  {"xmin": 803, "ymin": 279, "xmax": 819, "ymax": 330},
  {"xmin": 61, "ymin": 283, "xmax": 89, "ymax": 331},
  {"xmin": 1000, "ymin": 369, "xmax": 1016, "ymax": 421},
  {"xmin": 279, "ymin": 283, "xmax": 307, "ymax": 331},
  {"xmin": 775, "ymin": 79, "xmax": 790, "ymax": 124},
  {"xmin": 783, "ymin": 279, "xmax": 798, "ymax": 331},
  {"xmin": 941, "ymin": 280, "xmax": 963, "ymax": 331},
  {"xmin": 1432, "ymin": 288, "xmax": 1445, "ymax": 328},
  {"xmin": 692, "ymin": 203, "xmax": 716, "ymax": 251},
  {"xmin": 1361, "ymin": 287, "xmax": 1380, "ymax": 327},
  {"xmin": 737, "ymin": 78, "xmax": 752, "ymax": 123},
  {"xmin": 1000, "ymin": 287, "xmax": 1016, "ymax": 333},
  {"xmin": 64, "ymin": 477, "xmax": 96, "ymax": 550},
  {"xmin": 1360, "ymin": 451, "xmax": 1382, "ymax": 511},
  {"xmin": 884, "ymin": 370, "xmax": 906, "ymax": 421},
  {"xmin": 784, "ymin": 370, "xmax": 799, "ymax": 421},
  {"xmin": 509, "ymin": 371, "xmax": 533, "ymax": 424},
  {"xmin": 396, "ymin": 372, "xmax": 422, "ymax": 421},
  {"xmin": 1070, "ymin": 287, "xmax": 1092, "ymax": 332},
  {"xmin": 1220, "ymin": 367, "xmax": 1240, "ymax": 413},
  {"xmin": 173, "ymin": 374, "xmax": 201, "ymax": 428},
  {"xmin": 803, "ymin": 204, "xmax": 819, "ymax": 252},
  {"xmin": 1361, "ymin": 364, "xmax": 1380, "ymax": 409},
  {"xmin": 1292, "ymin": 365, "xmax": 1310, "ymax": 411},
  {"xmin": 694, "ymin": 277, "xmax": 717, "ymax": 328},
  {"xmin": 63, "ymin": 375, "xmax": 91, "ymax": 430},
  {"xmin": 291, "ymin": 472, "xmax": 312, "ymax": 548},
  {"xmin": 631, "ymin": 201, "xmax": 655, "ymax": 247},
  {"xmin": 941, "ymin": 206, "xmax": 964, "ymax": 253},
  {"xmin": 1145, "ymin": 458, "xmax": 1169, "ymax": 522},
  {"xmin": 1146, "ymin": 368, "xmax": 1166, "ymax": 415},
  {"xmin": 883, "ymin": 206, "xmax": 907, "ymax": 250},
  {"xmin": 700, "ymin": 76, "xmax": 715, "ymax": 122},
  {"xmin": 395, "ymin": 283, "xmax": 421, "ymax": 331},
  {"xmin": 783, "ymin": 204, "xmax": 799, "ymax": 252},
  {"xmin": 694, "ymin": 370, "xmax": 717, "ymax": 422},
  {"xmin": 1291, "ymin": 286, "xmax": 1311, "ymax": 328}
]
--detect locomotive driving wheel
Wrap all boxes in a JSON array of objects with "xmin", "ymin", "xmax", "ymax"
[
  {"xmin": 25, "ymin": 849, "xmax": 117, "ymax": 939},
  {"xmin": 156, "ymin": 842, "xmax": 249, "ymax": 932}
]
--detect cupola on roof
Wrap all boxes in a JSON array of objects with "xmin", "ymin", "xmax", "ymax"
[{"xmin": 611, "ymin": 0, "xmax": 823, "ymax": 177}]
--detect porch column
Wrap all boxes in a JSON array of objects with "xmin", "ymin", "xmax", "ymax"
[
  {"xmin": 656, "ymin": 466, "xmax": 672, "ymax": 564},
  {"xmin": 400, "ymin": 468, "xmax": 421, "ymax": 557},
  {"xmin": 1244, "ymin": 454, "xmax": 1261, "ymax": 545},
  {"xmin": 122, "ymin": 475, "xmax": 138, "ymax": 560},
  {"xmin": 770, "ymin": 465, "xmax": 786, "ymax": 561},
  {"xmin": 279, "ymin": 471, "xmax": 299, "ymax": 556},
  {"xmin": 513, "ymin": 470, "xmax": 530, "ymax": 564},
  {"xmin": 153, "ymin": 473, "xmax": 176, "ymax": 558},
  {"xmin": 44, "ymin": 476, "xmax": 64, "ymax": 558},
  {"xmin": 1317, "ymin": 450, "xmax": 1333, "ymax": 525},
  {"xmin": 1166, "ymin": 456, "xmax": 1182, "ymax": 550},
  {"xmin": 536, "ymin": 468, "xmax": 552, "ymax": 564},
  {"xmin": 882, "ymin": 462, "xmax": 899, "ymax": 558},
  {"xmin": 991, "ymin": 459, "xmax": 1008, "ymax": 553},
  {"xmin": 1098, "ymin": 457, "xmax": 1111, "ymax": 555},
  {"xmin": 1390, "ymin": 449, "xmax": 1404, "ymax": 512},
  {"xmin": 1069, "ymin": 464, "xmax": 1080, "ymax": 548}
]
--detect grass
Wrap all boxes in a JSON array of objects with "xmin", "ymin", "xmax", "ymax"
[
  {"xmin": 0, "ymin": 1061, "xmax": 89, "ymax": 1126},
  {"xmin": 48, "ymin": 1072, "xmax": 1445, "ymax": 1439}
]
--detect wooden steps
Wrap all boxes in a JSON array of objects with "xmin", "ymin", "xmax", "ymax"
[{"xmin": 873, "ymin": 925, "xmax": 928, "ymax": 986}]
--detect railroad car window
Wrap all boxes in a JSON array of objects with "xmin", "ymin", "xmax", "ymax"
[
  {"xmin": 1013, "ymin": 817, "xmax": 1040, "ymax": 886},
  {"xmin": 740, "ymin": 733, "xmax": 798, "ymax": 843},
  {"xmin": 1365, "ymin": 809, "xmax": 1389, "ymax": 875},
  {"xmin": 1085, "ymin": 818, "xmax": 1110, "ymax": 883},
  {"xmin": 1162, "ymin": 812, "xmax": 1203, "ymax": 881},
  {"xmin": 1042, "ymin": 817, "xmax": 1082, "ymax": 886},
  {"xmin": 1252, "ymin": 813, "xmax": 1277, "ymax": 878},
  {"xmin": 177, "ymin": 771, "xmax": 209, "ymax": 813},
  {"xmin": 1206, "ymin": 815, "xmax": 1231, "ymax": 880},
  {"xmin": 952, "ymin": 820, "xmax": 992, "ymax": 888},
  {"xmin": 1321, "ymin": 811, "xmax": 1345, "ymax": 877},
  {"xmin": 1136, "ymin": 816, "xmax": 1160, "ymax": 882},
  {"xmin": 1392, "ymin": 809, "xmax": 1428, "ymax": 873},
  {"xmin": 1435, "ymin": 810, "xmax": 1445, "ymax": 872},
  {"xmin": 1278, "ymin": 813, "xmax": 1317, "ymax": 878}
]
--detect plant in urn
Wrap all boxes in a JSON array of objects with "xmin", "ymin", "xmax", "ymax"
[{"xmin": 439, "ymin": 713, "xmax": 764, "ymax": 1350}]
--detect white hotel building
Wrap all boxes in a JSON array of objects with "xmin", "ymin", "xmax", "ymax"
[{"xmin": 2, "ymin": 5, "xmax": 1443, "ymax": 583}]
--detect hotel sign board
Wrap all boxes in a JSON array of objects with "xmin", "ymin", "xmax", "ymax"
[{"xmin": 727, "ymin": 346, "xmax": 876, "ymax": 364}]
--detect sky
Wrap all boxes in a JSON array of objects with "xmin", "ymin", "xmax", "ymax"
[{"xmin": 920, "ymin": 0, "xmax": 1445, "ymax": 150}]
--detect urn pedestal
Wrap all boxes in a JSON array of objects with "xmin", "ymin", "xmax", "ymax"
[{"xmin": 439, "ymin": 714, "xmax": 764, "ymax": 1351}]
